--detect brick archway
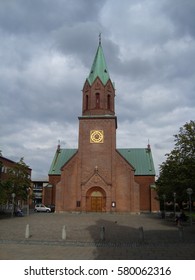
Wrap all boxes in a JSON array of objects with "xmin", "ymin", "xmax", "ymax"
[{"xmin": 86, "ymin": 187, "xmax": 106, "ymax": 212}]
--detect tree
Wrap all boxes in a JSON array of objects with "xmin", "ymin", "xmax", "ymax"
[
  {"xmin": 0, "ymin": 157, "xmax": 31, "ymax": 205},
  {"xmin": 156, "ymin": 120, "xmax": 195, "ymax": 207},
  {"xmin": 8, "ymin": 157, "xmax": 31, "ymax": 201}
]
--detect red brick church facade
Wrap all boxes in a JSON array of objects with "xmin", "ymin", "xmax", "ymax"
[{"xmin": 46, "ymin": 41, "xmax": 159, "ymax": 213}]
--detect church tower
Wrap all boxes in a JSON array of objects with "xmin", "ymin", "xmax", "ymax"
[{"xmin": 78, "ymin": 39, "xmax": 118, "ymax": 211}]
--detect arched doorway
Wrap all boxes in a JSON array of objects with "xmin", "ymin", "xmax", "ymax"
[{"xmin": 86, "ymin": 187, "xmax": 106, "ymax": 212}]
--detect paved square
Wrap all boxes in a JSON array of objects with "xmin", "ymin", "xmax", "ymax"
[{"xmin": 0, "ymin": 212, "xmax": 194, "ymax": 259}]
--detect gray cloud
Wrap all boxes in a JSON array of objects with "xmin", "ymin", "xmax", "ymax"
[
  {"xmin": 0, "ymin": 0, "xmax": 194, "ymax": 178},
  {"xmin": 0, "ymin": 0, "xmax": 105, "ymax": 34},
  {"xmin": 162, "ymin": 0, "xmax": 195, "ymax": 38}
]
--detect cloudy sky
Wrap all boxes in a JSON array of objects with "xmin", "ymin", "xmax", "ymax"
[{"xmin": 1, "ymin": 0, "xmax": 195, "ymax": 179}]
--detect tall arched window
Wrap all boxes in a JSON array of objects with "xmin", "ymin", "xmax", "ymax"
[
  {"xmin": 86, "ymin": 95, "xmax": 89, "ymax": 110},
  {"xmin": 107, "ymin": 94, "xmax": 111, "ymax": 110},
  {"xmin": 96, "ymin": 93, "xmax": 100, "ymax": 108}
]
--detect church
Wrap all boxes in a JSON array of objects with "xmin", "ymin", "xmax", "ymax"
[{"xmin": 45, "ymin": 39, "xmax": 159, "ymax": 213}]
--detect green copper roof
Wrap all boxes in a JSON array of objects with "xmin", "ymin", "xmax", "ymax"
[
  {"xmin": 49, "ymin": 148, "xmax": 155, "ymax": 176},
  {"xmin": 49, "ymin": 149, "xmax": 77, "ymax": 175},
  {"xmin": 117, "ymin": 148, "xmax": 155, "ymax": 176},
  {"xmin": 87, "ymin": 43, "xmax": 110, "ymax": 85}
]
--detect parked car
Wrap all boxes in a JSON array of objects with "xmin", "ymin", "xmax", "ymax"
[{"xmin": 34, "ymin": 204, "xmax": 51, "ymax": 213}]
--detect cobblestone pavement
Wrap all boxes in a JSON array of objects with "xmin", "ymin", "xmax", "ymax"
[{"xmin": 0, "ymin": 212, "xmax": 195, "ymax": 259}]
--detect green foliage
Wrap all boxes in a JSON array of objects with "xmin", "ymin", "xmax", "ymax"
[
  {"xmin": 157, "ymin": 120, "xmax": 195, "ymax": 204},
  {"xmin": 0, "ymin": 180, "xmax": 12, "ymax": 204},
  {"xmin": 0, "ymin": 157, "xmax": 31, "ymax": 204}
]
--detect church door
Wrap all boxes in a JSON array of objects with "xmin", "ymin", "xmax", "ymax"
[
  {"xmin": 86, "ymin": 188, "xmax": 106, "ymax": 212},
  {"xmin": 91, "ymin": 196, "xmax": 102, "ymax": 212}
]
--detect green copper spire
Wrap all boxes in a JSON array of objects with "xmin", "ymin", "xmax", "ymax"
[{"xmin": 87, "ymin": 39, "xmax": 110, "ymax": 86}]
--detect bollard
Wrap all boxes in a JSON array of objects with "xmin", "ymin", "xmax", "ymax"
[
  {"xmin": 62, "ymin": 225, "xmax": 66, "ymax": 240},
  {"xmin": 139, "ymin": 226, "xmax": 144, "ymax": 242},
  {"xmin": 178, "ymin": 226, "xmax": 184, "ymax": 242},
  {"xmin": 100, "ymin": 226, "xmax": 105, "ymax": 241},
  {"xmin": 25, "ymin": 224, "xmax": 30, "ymax": 239}
]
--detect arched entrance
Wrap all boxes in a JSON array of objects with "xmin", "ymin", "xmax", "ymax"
[{"xmin": 86, "ymin": 187, "xmax": 106, "ymax": 212}]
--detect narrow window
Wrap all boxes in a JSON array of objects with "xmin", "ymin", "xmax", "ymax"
[
  {"xmin": 86, "ymin": 95, "xmax": 88, "ymax": 110},
  {"xmin": 96, "ymin": 93, "xmax": 100, "ymax": 108},
  {"xmin": 76, "ymin": 201, "xmax": 81, "ymax": 207},
  {"xmin": 107, "ymin": 94, "xmax": 111, "ymax": 110}
]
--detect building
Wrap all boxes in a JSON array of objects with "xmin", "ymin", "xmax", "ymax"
[
  {"xmin": 0, "ymin": 156, "xmax": 31, "ymax": 183},
  {"xmin": 31, "ymin": 178, "xmax": 49, "ymax": 205},
  {"xmin": 47, "ymin": 40, "xmax": 159, "ymax": 213},
  {"xmin": 0, "ymin": 155, "xmax": 32, "ymax": 210}
]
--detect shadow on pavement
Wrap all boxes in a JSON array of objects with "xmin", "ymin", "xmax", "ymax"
[{"xmin": 86, "ymin": 217, "xmax": 195, "ymax": 260}]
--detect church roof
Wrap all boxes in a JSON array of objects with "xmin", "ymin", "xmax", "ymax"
[
  {"xmin": 48, "ymin": 148, "xmax": 155, "ymax": 176},
  {"xmin": 48, "ymin": 148, "xmax": 77, "ymax": 175},
  {"xmin": 117, "ymin": 148, "xmax": 155, "ymax": 175},
  {"xmin": 87, "ymin": 42, "xmax": 110, "ymax": 86}
]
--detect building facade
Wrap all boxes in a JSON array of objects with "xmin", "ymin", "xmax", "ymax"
[
  {"xmin": 0, "ymin": 156, "xmax": 31, "ymax": 183},
  {"xmin": 47, "ymin": 41, "xmax": 159, "ymax": 213},
  {"xmin": 31, "ymin": 178, "xmax": 49, "ymax": 205},
  {"xmin": 0, "ymin": 155, "xmax": 32, "ymax": 211}
]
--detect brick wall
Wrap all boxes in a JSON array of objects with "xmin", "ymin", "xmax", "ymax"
[{"xmin": 135, "ymin": 175, "xmax": 159, "ymax": 212}]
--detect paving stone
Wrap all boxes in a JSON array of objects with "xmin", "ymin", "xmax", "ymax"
[{"xmin": 0, "ymin": 212, "xmax": 195, "ymax": 259}]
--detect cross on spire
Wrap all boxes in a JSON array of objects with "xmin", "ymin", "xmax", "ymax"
[{"xmin": 99, "ymin": 32, "xmax": 101, "ymax": 45}]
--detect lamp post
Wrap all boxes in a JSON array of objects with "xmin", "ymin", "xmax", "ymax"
[
  {"xmin": 173, "ymin": 192, "xmax": 176, "ymax": 218},
  {"xmin": 186, "ymin": 188, "xmax": 193, "ymax": 226},
  {"xmin": 26, "ymin": 187, "xmax": 31, "ymax": 216},
  {"xmin": 11, "ymin": 193, "xmax": 15, "ymax": 218}
]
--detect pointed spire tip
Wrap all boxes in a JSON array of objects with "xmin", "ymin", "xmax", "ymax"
[{"xmin": 99, "ymin": 32, "xmax": 101, "ymax": 45}]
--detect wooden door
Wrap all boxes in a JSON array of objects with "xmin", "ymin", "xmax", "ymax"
[{"xmin": 91, "ymin": 197, "xmax": 102, "ymax": 212}]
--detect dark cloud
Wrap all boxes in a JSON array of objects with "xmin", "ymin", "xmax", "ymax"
[
  {"xmin": 0, "ymin": 0, "xmax": 105, "ymax": 34},
  {"xmin": 53, "ymin": 22, "xmax": 102, "ymax": 67},
  {"xmin": 162, "ymin": 0, "xmax": 195, "ymax": 37},
  {"xmin": 0, "ymin": 0, "xmax": 194, "ymax": 178}
]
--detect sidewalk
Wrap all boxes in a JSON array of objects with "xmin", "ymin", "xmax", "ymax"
[{"xmin": 0, "ymin": 212, "xmax": 195, "ymax": 259}]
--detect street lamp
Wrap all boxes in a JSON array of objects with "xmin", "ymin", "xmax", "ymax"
[
  {"xmin": 186, "ymin": 188, "xmax": 193, "ymax": 226},
  {"xmin": 173, "ymin": 192, "xmax": 176, "ymax": 218},
  {"xmin": 11, "ymin": 193, "xmax": 15, "ymax": 218},
  {"xmin": 26, "ymin": 187, "xmax": 31, "ymax": 216}
]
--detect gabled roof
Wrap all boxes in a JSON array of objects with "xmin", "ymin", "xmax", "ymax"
[
  {"xmin": 0, "ymin": 156, "xmax": 32, "ymax": 171},
  {"xmin": 48, "ymin": 148, "xmax": 155, "ymax": 176},
  {"xmin": 117, "ymin": 148, "xmax": 155, "ymax": 175},
  {"xmin": 48, "ymin": 149, "xmax": 77, "ymax": 175},
  {"xmin": 87, "ymin": 43, "xmax": 110, "ymax": 86}
]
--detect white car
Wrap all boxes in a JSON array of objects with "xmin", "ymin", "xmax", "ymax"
[{"xmin": 34, "ymin": 204, "xmax": 51, "ymax": 213}]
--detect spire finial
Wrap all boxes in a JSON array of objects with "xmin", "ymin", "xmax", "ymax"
[
  {"xmin": 99, "ymin": 32, "xmax": 101, "ymax": 45},
  {"xmin": 57, "ymin": 139, "xmax": 61, "ymax": 151},
  {"xmin": 147, "ymin": 139, "xmax": 151, "ymax": 151}
]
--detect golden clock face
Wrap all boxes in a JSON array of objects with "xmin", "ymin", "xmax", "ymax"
[{"xmin": 90, "ymin": 130, "xmax": 104, "ymax": 143}]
